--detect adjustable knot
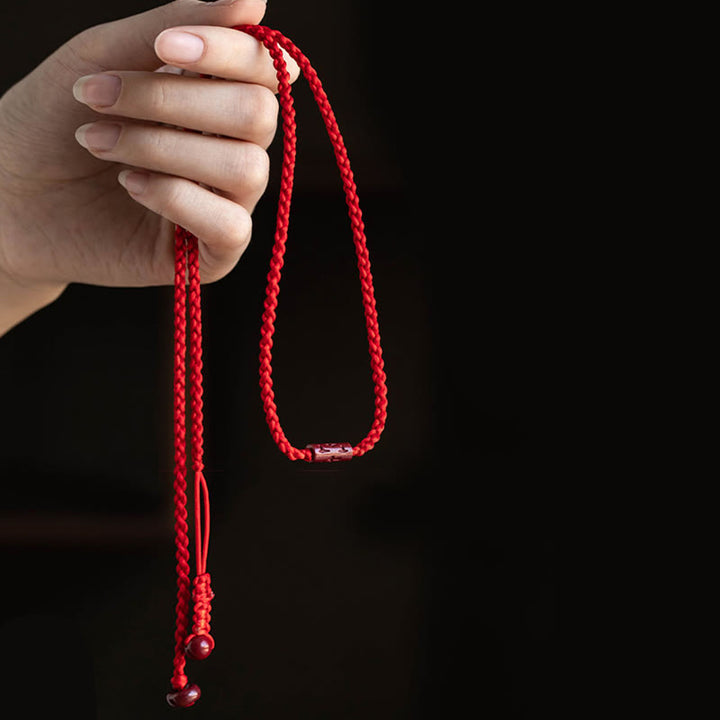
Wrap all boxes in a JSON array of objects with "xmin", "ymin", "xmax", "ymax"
[{"xmin": 185, "ymin": 573, "xmax": 215, "ymax": 660}]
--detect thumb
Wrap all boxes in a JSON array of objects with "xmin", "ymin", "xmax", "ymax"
[{"xmin": 72, "ymin": 0, "xmax": 268, "ymax": 72}]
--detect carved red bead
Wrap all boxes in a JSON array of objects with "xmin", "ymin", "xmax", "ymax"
[
  {"xmin": 185, "ymin": 634, "xmax": 214, "ymax": 660},
  {"xmin": 166, "ymin": 683, "xmax": 201, "ymax": 708},
  {"xmin": 306, "ymin": 443, "xmax": 353, "ymax": 462}
]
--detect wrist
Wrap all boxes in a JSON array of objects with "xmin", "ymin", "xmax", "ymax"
[{"xmin": 0, "ymin": 264, "xmax": 66, "ymax": 336}]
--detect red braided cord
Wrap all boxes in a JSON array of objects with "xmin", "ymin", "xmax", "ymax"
[
  {"xmin": 187, "ymin": 237, "xmax": 204, "ymax": 482},
  {"xmin": 187, "ymin": 232, "xmax": 214, "ymax": 647},
  {"xmin": 237, "ymin": 25, "xmax": 389, "ymax": 461},
  {"xmin": 185, "ymin": 572, "xmax": 215, "ymax": 652},
  {"xmin": 171, "ymin": 226, "xmax": 192, "ymax": 691},
  {"xmin": 171, "ymin": 226, "xmax": 214, "ymax": 693},
  {"xmin": 187, "ymin": 235, "xmax": 210, "ymax": 576}
]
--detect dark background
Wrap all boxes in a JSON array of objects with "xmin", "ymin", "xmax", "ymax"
[{"xmin": 0, "ymin": 2, "xmax": 557, "ymax": 718}]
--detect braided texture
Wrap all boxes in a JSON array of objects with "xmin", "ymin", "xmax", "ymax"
[
  {"xmin": 171, "ymin": 226, "xmax": 213, "ymax": 693},
  {"xmin": 186, "ymin": 573, "xmax": 215, "ymax": 644},
  {"xmin": 237, "ymin": 24, "xmax": 389, "ymax": 461},
  {"xmin": 167, "ymin": 25, "xmax": 388, "ymax": 705},
  {"xmin": 171, "ymin": 226, "xmax": 192, "ymax": 691}
]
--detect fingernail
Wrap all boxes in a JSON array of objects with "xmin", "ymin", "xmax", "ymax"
[
  {"xmin": 156, "ymin": 30, "xmax": 205, "ymax": 64},
  {"xmin": 73, "ymin": 74, "xmax": 121, "ymax": 107},
  {"xmin": 75, "ymin": 122, "xmax": 121, "ymax": 152},
  {"xmin": 118, "ymin": 170, "xmax": 150, "ymax": 195}
]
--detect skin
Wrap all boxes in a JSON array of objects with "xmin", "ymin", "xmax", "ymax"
[{"xmin": 0, "ymin": 0, "xmax": 299, "ymax": 336}]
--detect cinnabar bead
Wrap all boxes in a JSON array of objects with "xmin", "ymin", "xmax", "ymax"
[
  {"xmin": 166, "ymin": 683, "xmax": 201, "ymax": 708},
  {"xmin": 185, "ymin": 634, "xmax": 214, "ymax": 660},
  {"xmin": 306, "ymin": 443, "xmax": 353, "ymax": 462}
]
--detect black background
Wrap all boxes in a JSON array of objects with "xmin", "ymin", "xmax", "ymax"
[{"xmin": 0, "ymin": 2, "xmax": 557, "ymax": 718}]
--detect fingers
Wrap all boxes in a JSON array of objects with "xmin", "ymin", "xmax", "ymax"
[
  {"xmin": 68, "ymin": 19, "xmax": 298, "ymax": 286},
  {"xmin": 154, "ymin": 25, "xmax": 300, "ymax": 90},
  {"xmin": 117, "ymin": 169, "xmax": 253, "ymax": 283},
  {"xmin": 70, "ymin": 23, "xmax": 301, "ymax": 200},
  {"xmin": 73, "ymin": 71, "xmax": 279, "ymax": 146},
  {"xmin": 72, "ymin": 0, "xmax": 269, "ymax": 72},
  {"xmin": 75, "ymin": 121, "xmax": 270, "ymax": 211}
]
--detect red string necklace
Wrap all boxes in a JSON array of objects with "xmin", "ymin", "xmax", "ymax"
[{"xmin": 165, "ymin": 25, "xmax": 388, "ymax": 708}]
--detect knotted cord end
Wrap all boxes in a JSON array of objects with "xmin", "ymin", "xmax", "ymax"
[{"xmin": 185, "ymin": 572, "xmax": 215, "ymax": 660}]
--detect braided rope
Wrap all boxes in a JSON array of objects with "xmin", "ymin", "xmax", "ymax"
[
  {"xmin": 171, "ymin": 226, "xmax": 214, "ymax": 693},
  {"xmin": 237, "ymin": 24, "xmax": 389, "ymax": 461},
  {"xmin": 187, "ymin": 236, "xmax": 204, "ymax": 479},
  {"xmin": 171, "ymin": 226, "xmax": 192, "ymax": 692}
]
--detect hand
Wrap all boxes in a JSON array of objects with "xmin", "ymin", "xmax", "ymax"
[{"xmin": 0, "ymin": 0, "xmax": 298, "ymax": 334}]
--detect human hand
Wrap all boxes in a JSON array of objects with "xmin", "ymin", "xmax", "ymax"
[{"xmin": 0, "ymin": 0, "xmax": 298, "ymax": 334}]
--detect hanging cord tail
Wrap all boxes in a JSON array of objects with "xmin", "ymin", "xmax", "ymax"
[
  {"xmin": 187, "ymin": 234, "xmax": 205, "ymax": 482},
  {"xmin": 237, "ymin": 24, "xmax": 389, "ymax": 462},
  {"xmin": 167, "ymin": 232, "xmax": 212, "ymax": 708},
  {"xmin": 186, "ymin": 467, "xmax": 214, "ymax": 661},
  {"xmin": 186, "ymin": 234, "xmax": 210, "ymax": 581},
  {"xmin": 185, "ymin": 235, "xmax": 215, "ymax": 661},
  {"xmin": 167, "ymin": 232, "xmax": 213, "ymax": 709},
  {"xmin": 170, "ymin": 226, "xmax": 193, "ymax": 698}
]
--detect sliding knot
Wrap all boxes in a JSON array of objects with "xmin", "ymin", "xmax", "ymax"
[{"xmin": 185, "ymin": 573, "xmax": 215, "ymax": 660}]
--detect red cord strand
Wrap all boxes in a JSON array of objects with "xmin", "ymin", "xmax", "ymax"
[
  {"xmin": 187, "ymin": 232, "xmax": 211, "ymax": 577},
  {"xmin": 187, "ymin": 233, "xmax": 214, "ymax": 651},
  {"xmin": 170, "ymin": 226, "xmax": 214, "ymax": 695},
  {"xmin": 171, "ymin": 226, "xmax": 192, "ymax": 692},
  {"xmin": 237, "ymin": 24, "xmax": 389, "ymax": 461},
  {"xmin": 194, "ymin": 471, "xmax": 210, "ymax": 575}
]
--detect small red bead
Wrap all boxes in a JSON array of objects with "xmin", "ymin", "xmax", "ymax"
[
  {"xmin": 166, "ymin": 683, "xmax": 201, "ymax": 708},
  {"xmin": 185, "ymin": 634, "xmax": 214, "ymax": 660}
]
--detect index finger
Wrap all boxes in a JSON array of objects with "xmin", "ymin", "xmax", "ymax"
[{"xmin": 154, "ymin": 25, "xmax": 300, "ymax": 92}]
